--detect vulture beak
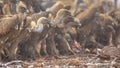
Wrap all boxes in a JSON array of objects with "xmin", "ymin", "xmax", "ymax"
[
  {"xmin": 66, "ymin": 17, "xmax": 81, "ymax": 27},
  {"xmin": 37, "ymin": 17, "xmax": 50, "ymax": 25},
  {"xmin": 41, "ymin": 19, "xmax": 50, "ymax": 24},
  {"xmin": 41, "ymin": 19, "xmax": 51, "ymax": 27},
  {"xmin": 72, "ymin": 21, "xmax": 82, "ymax": 27}
]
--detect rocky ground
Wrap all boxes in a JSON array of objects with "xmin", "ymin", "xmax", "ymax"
[{"xmin": 0, "ymin": 53, "xmax": 120, "ymax": 68}]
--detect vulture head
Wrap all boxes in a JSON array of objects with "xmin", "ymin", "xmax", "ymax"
[
  {"xmin": 53, "ymin": 9, "xmax": 81, "ymax": 28},
  {"xmin": 109, "ymin": 9, "xmax": 120, "ymax": 24},
  {"xmin": 16, "ymin": 1, "xmax": 28, "ymax": 13},
  {"xmin": 96, "ymin": 13, "xmax": 118, "ymax": 27},
  {"xmin": 31, "ymin": 17, "xmax": 50, "ymax": 33}
]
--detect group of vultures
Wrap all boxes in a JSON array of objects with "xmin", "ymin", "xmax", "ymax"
[{"xmin": 0, "ymin": 0, "xmax": 119, "ymax": 62}]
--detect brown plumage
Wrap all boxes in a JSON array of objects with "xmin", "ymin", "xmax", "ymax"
[
  {"xmin": 76, "ymin": 0, "xmax": 114, "ymax": 47},
  {"xmin": 78, "ymin": 0, "xmax": 104, "ymax": 26},
  {"xmin": 109, "ymin": 9, "xmax": 120, "ymax": 24},
  {"xmin": 94, "ymin": 14, "xmax": 116, "ymax": 46},
  {"xmin": 2, "ymin": 1, "xmax": 11, "ymax": 15},
  {"xmin": 22, "ymin": 0, "xmax": 45, "ymax": 13},
  {"xmin": 0, "ymin": 27, "xmax": 31, "ymax": 61},
  {"xmin": 97, "ymin": 0, "xmax": 114, "ymax": 13},
  {"xmin": 56, "ymin": 0, "xmax": 73, "ymax": 6},
  {"xmin": 21, "ymin": 12, "xmax": 49, "ymax": 30},
  {"xmin": 0, "ymin": 2, "xmax": 3, "ymax": 16},
  {"xmin": 77, "ymin": 12, "xmax": 116, "ymax": 52},
  {"xmin": 52, "ymin": 9, "xmax": 76, "ymax": 55},
  {"xmin": 53, "ymin": 9, "xmax": 72, "ymax": 26},
  {"xmin": 16, "ymin": 1, "xmax": 27, "ymax": 13},
  {"xmin": 29, "ymin": 12, "xmax": 49, "ymax": 23},
  {"xmin": 0, "ymin": 15, "xmax": 20, "ymax": 35},
  {"xmin": 18, "ymin": 17, "xmax": 52, "ymax": 59},
  {"xmin": 47, "ymin": 1, "xmax": 64, "ymax": 17},
  {"xmin": 83, "ymin": 0, "xmax": 95, "ymax": 6},
  {"xmin": 46, "ymin": 29, "xmax": 59, "ymax": 56}
]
